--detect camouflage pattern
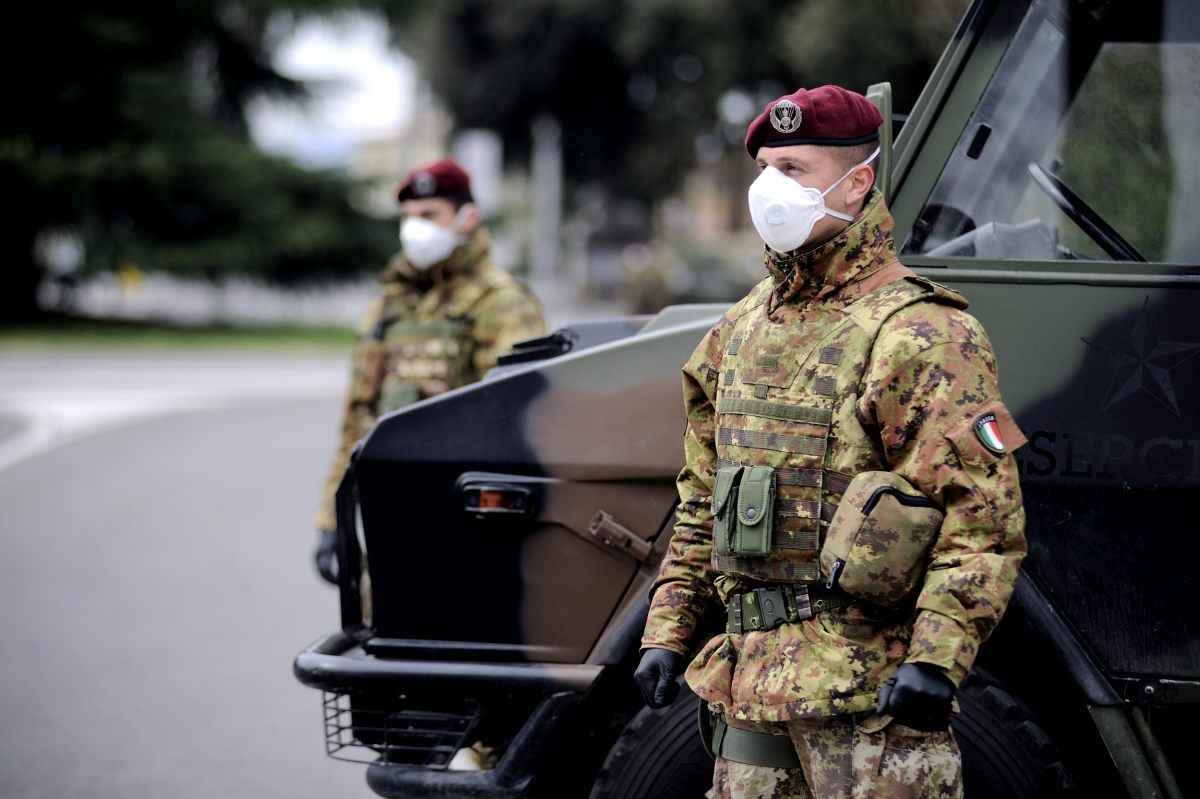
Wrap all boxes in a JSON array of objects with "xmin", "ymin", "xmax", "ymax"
[
  {"xmin": 315, "ymin": 228, "xmax": 545, "ymax": 530},
  {"xmin": 641, "ymin": 189, "xmax": 1027, "ymax": 722},
  {"xmin": 711, "ymin": 712, "xmax": 961, "ymax": 799},
  {"xmin": 819, "ymin": 471, "xmax": 944, "ymax": 607}
]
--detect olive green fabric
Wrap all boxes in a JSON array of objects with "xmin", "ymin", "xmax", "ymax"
[
  {"xmin": 733, "ymin": 466, "xmax": 776, "ymax": 556},
  {"xmin": 711, "ymin": 716, "xmax": 803, "ymax": 768},
  {"xmin": 315, "ymin": 228, "xmax": 545, "ymax": 530},
  {"xmin": 641, "ymin": 190, "xmax": 1028, "ymax": 723}
]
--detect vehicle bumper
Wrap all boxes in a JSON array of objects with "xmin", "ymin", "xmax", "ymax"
[{"xmin": 294, "ymin": 631, "xmax": 603, "ymax": 799}]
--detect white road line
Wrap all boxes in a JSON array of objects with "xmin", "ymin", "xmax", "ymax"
[{"xmin": 0, "ymin": 356, "xmax": 348, "ymax": 471}]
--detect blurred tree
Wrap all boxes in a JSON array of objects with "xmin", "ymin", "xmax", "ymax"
[
  {"xmin": 379, "ymin": 0, "xmax": 966, "ymax": 202},
  {"xmin": 0, "ymin": 1, "xmax": 396, "ymax": 323}
]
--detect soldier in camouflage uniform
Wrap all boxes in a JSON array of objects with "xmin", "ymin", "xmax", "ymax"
[
  {"xmin": 314, "ymin": 159, "xmax": 545, "ymax": 582},
  {"xmin": 634, "ymin": 86, "xmax": 1027, "ymax": 798}
]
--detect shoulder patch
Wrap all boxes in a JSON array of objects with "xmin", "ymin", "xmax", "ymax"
[
  {"xmin": 973, "ymin": 412, "xmax": 1006, "ymax": 454},
  {"xmin": 948, "ymin": 402, "xmax": 1027, "ymax": 467}
]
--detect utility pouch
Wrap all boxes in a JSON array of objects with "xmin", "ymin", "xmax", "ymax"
[
  {"xmin": 712, "ymin": 465, "xmax": 776, "ymax": 557},
  {"xmin": 820, "ymin": 471, "xmax": 943, "ymax": 606},
  {"xmin": 733, "ymin": 466, "xmax": 775, "ymax": 556},
  {"xmin": 712, "ymin": 466, "xmax": 743, "ymax": 557}
]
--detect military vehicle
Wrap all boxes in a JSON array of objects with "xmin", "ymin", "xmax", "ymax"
[{"xmin": 294, "ymin": 0, "xmax": 1200, "ymax": 795}]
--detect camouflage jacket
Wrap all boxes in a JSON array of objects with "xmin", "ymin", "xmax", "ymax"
[
  {"xmin": 315, "ymin": 229, "xmax": 545, "ymax": 531},
  {"xmin": 640, "ymin": 190, "xmax": 1027, "ymax": 722}
]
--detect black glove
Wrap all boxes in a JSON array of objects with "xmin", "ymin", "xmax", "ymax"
[
  {"xmin": 876, "ymin": 662, "xmax": 955, "ymax": 731},
  {"xmin": 633, "ymin": 648, "xmax": 685, "ymax": 709},
  {"xmin": 314, "ymin": 529, "xmax": 339, "ymax": 585}
]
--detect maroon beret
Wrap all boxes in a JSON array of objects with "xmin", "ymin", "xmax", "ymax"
[
  {"xmin": 396, "ymin": 158, "xmax": 473, "ymax": 203},
  {"xmin": 745, "ymin": 85, "xmax": 883, "ymax": 157}
]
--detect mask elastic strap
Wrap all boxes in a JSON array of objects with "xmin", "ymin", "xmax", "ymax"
[
  {"xmin": 820, "ymin": 145, "xmax": 882, "ymax": 221},
  {"xmin": 450, "ymin": 203, "xmax": 474, "ymax": 237}
]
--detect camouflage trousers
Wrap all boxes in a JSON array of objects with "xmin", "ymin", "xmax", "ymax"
[{"xmin": 709, "ymin": 711, "xmax": 962, "ymax": 799}]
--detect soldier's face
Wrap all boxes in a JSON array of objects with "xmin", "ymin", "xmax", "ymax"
[
  {"xmin": 401, "ymin": 197, "xmax": 461, "ymax": 229},
  {"xmin": 754, "ymin": 144, "xmax": 870, "ymax": 246}
]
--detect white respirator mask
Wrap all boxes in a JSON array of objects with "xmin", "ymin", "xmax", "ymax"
[
  {"xmin": 399, "ymin": 205, "xmax": 472, "ymax": 270},
  {"xmin": 747, "ymin": 146, "xmax": 880, "ymax": 253}
]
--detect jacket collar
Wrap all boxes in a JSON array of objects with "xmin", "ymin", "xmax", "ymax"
[{"xmin": 764, "ymin": 189, "xmax": 898, "ymax": 306}]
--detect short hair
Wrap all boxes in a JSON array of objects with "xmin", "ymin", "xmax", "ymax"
[{"xmin": 832, "ymin": 141, "xmax": 879, "ymax": 178}]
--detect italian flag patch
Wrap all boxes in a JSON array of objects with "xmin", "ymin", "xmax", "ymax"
[{"xmin": 974, "ymin": 412, "xmax": 1005, "ymax": 455}]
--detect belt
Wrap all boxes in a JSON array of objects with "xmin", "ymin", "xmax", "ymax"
[
  {"xmin": 698, "ymin": 702, "xmax": 803, "ymax": 768},
  {"xmin": 726, "ymin": 583, "xmax": 852, "ymax": 634}
]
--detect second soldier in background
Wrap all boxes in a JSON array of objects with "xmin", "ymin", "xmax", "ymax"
[{"xmin": 314, "ymin": 158, "xmax": 546, "ymax": 582}]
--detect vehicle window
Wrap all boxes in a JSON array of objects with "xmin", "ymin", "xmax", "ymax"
[{"xmin": 902, "ymin": 0, "xmax": 1200, "ymax": 264}]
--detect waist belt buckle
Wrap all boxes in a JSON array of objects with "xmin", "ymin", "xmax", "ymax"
[{"xmin": 750, "ymin": 585, "xmax": 807, "ymax": 632}]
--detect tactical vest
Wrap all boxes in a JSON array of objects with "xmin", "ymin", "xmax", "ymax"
[
  {"xmin": 368, "ymin": 275, "xmax": 503, "ymax": 414},
  {"xmin": 374, "ymin": 318, "xmax": 474, "ymax": 411},
  {"xmin": 711, "ymin": 275, "xmax": 967, "ymax": 583}
]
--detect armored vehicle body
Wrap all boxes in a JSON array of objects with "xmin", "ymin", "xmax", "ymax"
[{"xmin": 296, "ymin": 0, "xmax": 1200, "ymax": 795}]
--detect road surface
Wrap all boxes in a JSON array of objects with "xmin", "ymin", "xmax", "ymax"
[{"xmin": 0, "ymin": 351, "xmax": 380, "ymax": 798}]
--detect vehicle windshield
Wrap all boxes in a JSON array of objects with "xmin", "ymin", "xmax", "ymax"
[{"xmin": 902, "ymin": 0, "xmax": 1200, "ymax": 264}]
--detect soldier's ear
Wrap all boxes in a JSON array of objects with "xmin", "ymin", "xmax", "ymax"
[
  {"xmin": 845, "ymin": 165, "xmax": 875, "ymax": 207},
  {"xmin": 458, "ymin": 203, "xmax": 481, "ymax": 234}
]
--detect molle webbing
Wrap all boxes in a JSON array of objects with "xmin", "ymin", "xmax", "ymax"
[
  {"xmin": 775, "ymin": 498, "xmax": 821, "ymax": 518},
  {"xmin": 718, "ymin": 398, "xmax": 832, "ymax": 425},
  {"xmin": 777, "ymin": 466, "xmax": 823, "ymax": 487},
  {"xmin": 712, "ymin": 554, "xmax": 821, "ymax": 583},
  {"xmin": 718, "ymin": 428, "xmax": 826, "ymax": 456},
  {"xmin": 717, "ymin": 459, "xmax": 846, "ymax": 493},
  {"xmin": 710, "ymin": 278, "xmax": 942, "ymax": 584},
  {"xmin": 771, "ymin": 528, "xmax": 819, "ymax": 551},
  {"xmin": 825, "ymin": 472, "xmax": 851, "ymax": 495}
]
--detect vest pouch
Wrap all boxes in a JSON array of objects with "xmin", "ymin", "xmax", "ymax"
[
  {"xmin": 379, "ymin": 378, "xmax": 421, "ymax": 414},
  {"xmin": 733, "ymin": 466, "xmax": 775, "ymax": 557},
  {"xmin": 820, "ymin": 471, "xmax": 943, "ymax": 606},
  {"xmin": 712, "ymin": 465, "xmax": 743, "ymax": 557}
]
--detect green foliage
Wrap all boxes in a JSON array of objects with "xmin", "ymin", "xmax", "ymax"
[
  {"xmin": 381, "ymin": 0, "xmax": 965, "ymax": 201},
  {"xmin": 1055, "ymin": 43, "xmax": 1175, "ymax": 260},
  {"xmin": 1, "ymin": 0, "xmax": 395, "ymax": 322},
  {"xmin": 1, "ymin": 0, "xmax": 970, "ymax": 322},
  {"xmin": 779, "ymin": 0, "xmax": 967, "ymax": 111}
]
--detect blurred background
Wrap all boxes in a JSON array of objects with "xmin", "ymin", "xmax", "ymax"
[
  {"xmin": 3, "ymin": 0, "xmax": 968, "ymax": 328},
  {"xmin": 0, "ymin": 1, "xmax": 966, "ymax": 796}
]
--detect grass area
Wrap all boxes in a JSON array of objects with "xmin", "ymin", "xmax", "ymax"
[{"xmin": 0, "ymin": 315, "xmax": 356, "ymax": 351}]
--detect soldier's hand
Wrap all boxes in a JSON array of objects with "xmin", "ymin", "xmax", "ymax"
[
  {"xmin": 314, "ymin": 529, "xmax": 339, "ymax": 585},
  {"xmin": 633, "ymin": 648, "xmax": 685, "ymax": 709},
  {"xmin": 876, "ymin": 662, "xmax": 955, "ymax": 731}
]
